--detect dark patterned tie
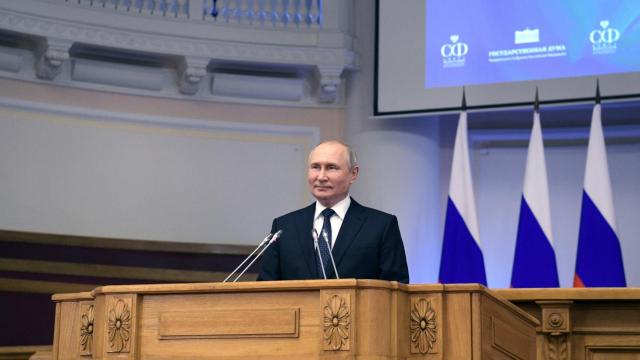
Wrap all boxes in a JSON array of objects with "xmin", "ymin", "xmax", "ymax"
[{"xmin": 316, "ymin": 208, "xmax": 335, "ymax": 278}]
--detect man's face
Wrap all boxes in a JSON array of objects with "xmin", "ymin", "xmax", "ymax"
[{"xmin": 307, "ymin": 142, "xmax": 359, "ymax": 208}]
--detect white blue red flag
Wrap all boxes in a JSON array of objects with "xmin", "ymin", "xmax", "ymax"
[
  {"xmin": 511, "ymin": 109, "xmax": 559, "ymax": 287},
  {"xmin": 574, "ymin": 103, "xmax": 626, "ymax": 287},
  {"xmin": 439, "ymin": 110, "xmax": 487, "ymax": 285}
]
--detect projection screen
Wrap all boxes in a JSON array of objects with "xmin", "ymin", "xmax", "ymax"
[{"xmin": 375, "ymin": 0, "xmax": 640, "ymax": 115}]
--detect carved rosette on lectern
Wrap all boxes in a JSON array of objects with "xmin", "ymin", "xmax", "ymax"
[
  {"xmin": 105, "ymin": 296, "xmax": 135, "ymax": 354},
  {"xmin": 78, "ymin": 302, "xmax": 94, "ymax": 356},
  {"xmin": 321, "ymin": 293, "xmax": 351, "ymax": 351},
  {"xmin": 409, "ymin": 295, "xmax": 442, "ymax": 355}
]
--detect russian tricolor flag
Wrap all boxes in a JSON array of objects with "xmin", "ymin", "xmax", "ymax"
[
  {"xmin": 439, "ymin": 109, "xmax": 487, "ymax": 285},
  {"xmin": 511, "ymin": 108, "xmax": 559, "ymax": 287},
  {"xmin": 574, "ymin": 102, "xmax": 626, "ymax": 287}
]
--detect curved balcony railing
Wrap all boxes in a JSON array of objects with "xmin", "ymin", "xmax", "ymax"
[
  {"xmin": 68, "ymin": 0, "xmax": 191, "ymax": 18},
  {"xmin": 62, "ymin": 0, "xmax": 323, "ymax": 28},
  {"xmin": 203, "ymin": 0, "xmax": 323, "ymax": 27}
]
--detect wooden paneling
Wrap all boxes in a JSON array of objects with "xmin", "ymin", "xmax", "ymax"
[
  {"xmin": 51, "ymin": 293, "xmax": 94, "ymax": 360},
  {"xmin": 0, "ymin": 346, "xmax": 51, "ymax": 360},
  {"xmin": 480, "ymin": 296, "xmax": 536, "ymax": 359},
  {"xmin": 353, "ymin": 288, "xmax": 387, "ymax": 355},
  {"xmin": 139, "ymin": 291, "xmax": 321, "ymax": 359},
  {"xmin": 0, "ymin": 346, "xmax": 53, "ymax": 360},
  {"xmin": 158, "ymin": 308, "xmax": 300, "ymax": 339},
  {"xmin": 443, "ymin": 292, "xmax": 472, "ymax": 359},
  {"xmin": 496, "ymin": 288, "xmax": 640, "ymax": 360},
  {"xmin": 572, "ymin": 303, "xmax": 640, "ymax": 333}
]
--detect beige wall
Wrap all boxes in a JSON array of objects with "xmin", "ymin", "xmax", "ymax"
[
  {"xmin": 0, "ymin": 77, "xmax": 346, "ymax": 245},
  {"xmin": 0, "ymin": 78, "xmax": 345, "ymax": 140}
]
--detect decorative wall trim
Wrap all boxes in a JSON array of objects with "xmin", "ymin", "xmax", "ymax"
[
  {"xmin": 0, "ymin": 229, "xmax": 254, "ymax": 255},
  {"xmin": 0, "ymin": 277, "xmax": 98, "ymax": 294},
  {"xmin": 178, "ymin": 56, "xmax": 209, "ymax": 95},
  {"xmin": 0, "ymin": 1, "xmax": 357, "ymax": 105},
  {"xmin": 0, "ymin": 257, "xmax": 255, "ymax": 283},
  {"xmin": 34, "ymin": 38, "xmax": 72, "ymax": 80},
  {"xmin": 0, "ymin": 96, "xmax": 321, "ymax": 143}
]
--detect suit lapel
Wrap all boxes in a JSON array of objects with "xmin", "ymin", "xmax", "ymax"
[
  {"xmin": 329, "ymin": 199, "xmax": 367, "ymax": 277},
  {"xmin": 295, "ymin": 203, "xmax": 317, "ymax": 278}
]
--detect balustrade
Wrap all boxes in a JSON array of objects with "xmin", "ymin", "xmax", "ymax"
[
  {"xmin": 67, "ymin": 0, "xmax": 190, "ymax": 18},
  {"xmin": 62, "ymin": 0, "xmax": 323, "ymax": 28}
]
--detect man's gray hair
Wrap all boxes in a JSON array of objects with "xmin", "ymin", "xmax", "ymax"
[
  {"xmin": 346, "ymin": 144, "xmax": 358, "ymax": 169},
  {"xmin": 311, "ymin": 140, "xmax": 358, "ymax": 169}
]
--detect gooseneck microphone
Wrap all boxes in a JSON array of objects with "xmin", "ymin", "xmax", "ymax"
[
  {"xmin": 322, "ymin": 229, "xmax": 340, "ymax": 279},
  {"xmin": 232, "ymin": 230, "xmax": 283, "ymax": 282},
  {"xmin": 312, "ymin": 229, "xmax": 327, "ymax": 279},
  {"xmin": 223, "ymin": 232, "xmax": 273, "ymax": 283}
]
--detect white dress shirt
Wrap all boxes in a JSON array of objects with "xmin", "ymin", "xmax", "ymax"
[{"xmin": 313, "ymin": 195, "xmax": 351, "ymax": 248}]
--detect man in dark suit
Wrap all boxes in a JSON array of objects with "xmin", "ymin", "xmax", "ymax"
[{"xmin": 258, "ymin": 141, "xmax": 409, "ymax": 283}]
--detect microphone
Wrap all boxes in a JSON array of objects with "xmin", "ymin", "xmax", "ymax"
[
  {"xmin": 312, "ymin": 229, "xmax": 327, "ymax": 279},
  {"xmin": 223, "ymin": 232, "xmax": 273, "ymax": 283},
  {"xmin": 233, "ymin": 230, "xmax": 283, "ymax": 282},
  {"xmin": 322, "ymin": 229, "xmax": 340, "ymax": 279}
]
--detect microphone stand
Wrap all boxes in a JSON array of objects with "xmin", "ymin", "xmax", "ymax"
[
  {"xmin": 223, "ymin": 232, "xmax": 273, "ymax": 283},
  {"xmin": 312, "ymin": 229, "xmax": 327, "ymax": 279},
  {"xmin": 233, "ymin": 230, "xmax": 283, "ymax": 282},
  {"xmin": 322, "ymin": 229, "xmax": 340, "ymax": 279}
]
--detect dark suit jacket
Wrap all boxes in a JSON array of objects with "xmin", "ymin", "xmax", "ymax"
[{"xmin": 257, "ymin": 198, "xmax": 409, "ymax": 283}]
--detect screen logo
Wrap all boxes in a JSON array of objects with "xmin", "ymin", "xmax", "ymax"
[
  {"xmin": 590, "ymin": 20, "xmax": 620, "ymax": 55},
  {"xmin": 440, "ymin": 35, "xmax": 468, "ymax": 68},
  {"xmin": 515, "ymin": 28, "xmax": 540, "ymax": 44}
]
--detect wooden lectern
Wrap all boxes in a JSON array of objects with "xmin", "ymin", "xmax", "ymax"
[{"xmin": 52, "ymin": 280, "xmax": 538, "ymax": 359}]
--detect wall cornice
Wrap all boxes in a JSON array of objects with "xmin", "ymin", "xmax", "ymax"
[{"xmin": 0, "ymin": 0, "xmax": 357, "ymax": 105}]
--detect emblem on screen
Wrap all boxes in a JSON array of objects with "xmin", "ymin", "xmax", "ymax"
[
  {"xmin": 515, "ymin": 28, "xmax": 540, "ymax": 44},
  {"xmin": 440, "ymin": 35, "xmax": 468, "ymax": 68},
  {"xmin": 590, "ymin": 20, "xmax": 620, "ymax": 55}
]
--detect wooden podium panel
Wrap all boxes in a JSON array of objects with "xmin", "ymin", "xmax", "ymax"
[
  {"xmin": 495, "ymin": 288, "xmax": 640, "ymax": 360},
  {"xmin": 52, "ymin": 280, "xmax": 538, "ymax": 359}
]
